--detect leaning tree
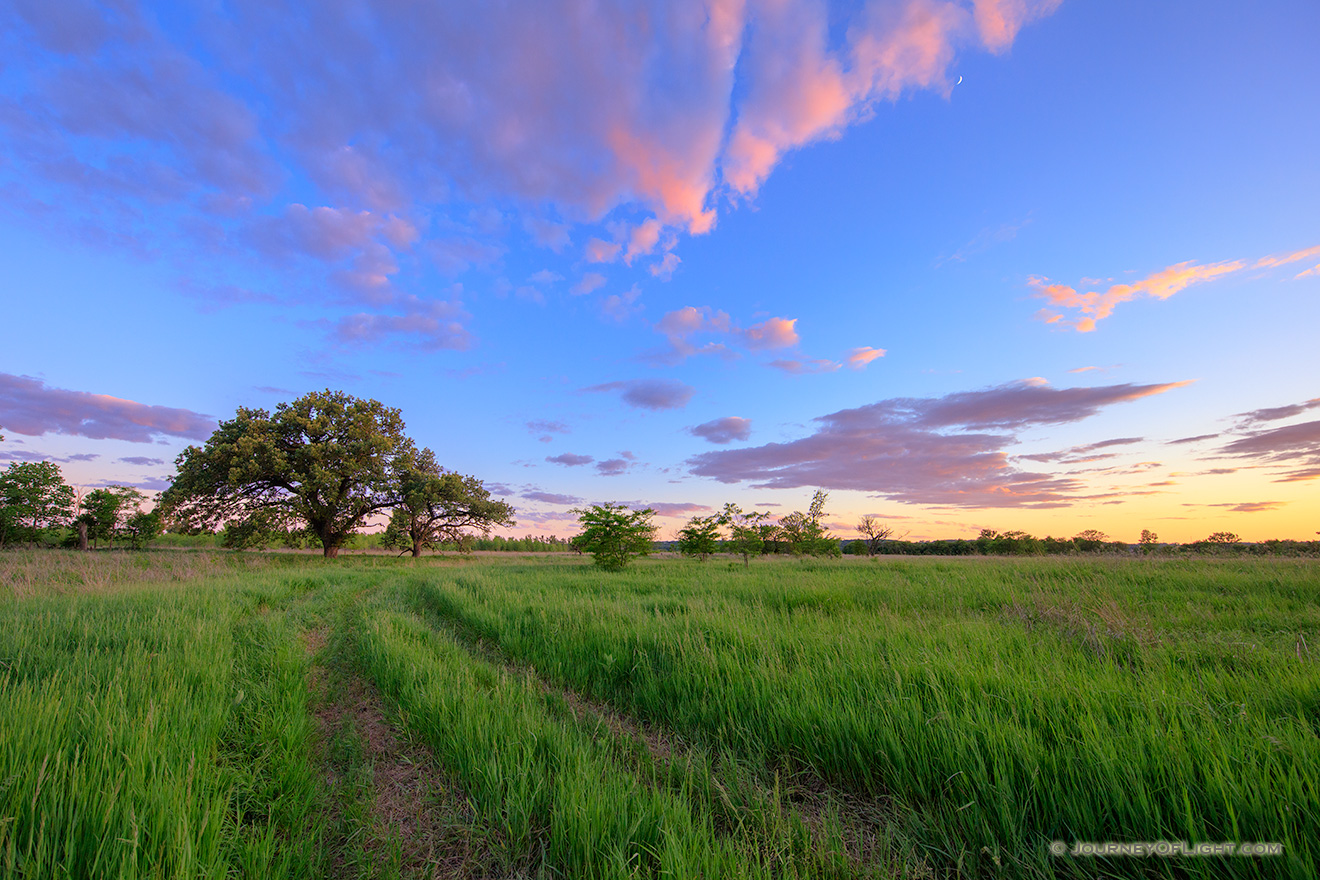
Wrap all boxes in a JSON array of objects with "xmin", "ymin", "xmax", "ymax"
[
  {"xmin": 159, "ymin": 390, "xmax": 414, "ymax": 557},
  {"xmin": 382, "ymin": 447, "xmax": 515, "ymax": 556}
]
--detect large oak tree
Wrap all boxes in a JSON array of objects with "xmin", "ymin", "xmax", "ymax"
[{"xmin": 159, "ymin": 390, "xmax": 414, "ymax": 557}]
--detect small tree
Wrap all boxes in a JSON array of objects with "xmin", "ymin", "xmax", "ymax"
[
  {"xmin": 1206, "ymin": 531, "xmax": 1240, "ymax": 544},
  {"xmin": 0, "ymin": 461, "xmax": 75, "ymax": 548},
  {"xmin": 385, "ymin": 448, "xmax": 514, "ymax": 557},
  {"xmin": 676, "ymin": 514, "xmax": 721, "ymax": 562},
  {"xmin": 857, "ymin": 514, "xmax": 896, "ymax": 556},
  {"xmin": 718, "ymin": 504, "xmax": 773, "ymax": 568},
  {"xmin": 122, "ymin": 510, "xmax": 162, "ymax": 550},
  {"xmin": 571, "ymin": 503, "xmax": 657, "ymax": 571},
  {"xmin": 779, "ymin": 490, "xmax": 837, "ymax": 556},
  {"xmin": 81, "ymin": 488, "xmax": 128, "ymax": 550},
  {"xmin": 1138, "ymin": 529, "xmax": 1159, "ymax": 554}
]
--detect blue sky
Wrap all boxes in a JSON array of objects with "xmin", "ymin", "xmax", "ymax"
[{"xmin": 2, "ymin": 0, "xmax": 1317, "ymax": 541}]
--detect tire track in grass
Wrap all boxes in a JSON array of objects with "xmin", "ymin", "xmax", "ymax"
[
  {"xmin": 303, "ymin": 625, "xmax": 516, "ymax": 879},
  {"xmin": 403, "ymin": 594, "xmax": 929, "ymax": 878}
]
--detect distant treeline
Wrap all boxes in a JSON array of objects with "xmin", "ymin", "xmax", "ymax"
[{"xmin": 834, "ymin": 535, "xmax": 1320, "ymax": 557}]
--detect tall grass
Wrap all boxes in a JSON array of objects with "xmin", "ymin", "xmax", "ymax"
[
  {"xmin": 0, "ymin": 561, "xmax": 327, "ymax": 878},
  {"xmin": 395, "ymin": 556, "xmax": 1319, "ymax": 878},
  {"xmin": 2, "ymin": 552, "xmax": 1314, "ymax": 878}
]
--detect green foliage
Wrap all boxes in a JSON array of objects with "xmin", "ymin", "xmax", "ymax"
[
  {"xmin": 977, "ymin": 529, "xmax": 1045, "ymax": 555},
  {"xmin": 717, "ymin": 503, "xmax": 773, "ymax": 568},
  {"xmin": 1139, "ymin": 528, "xmax": 1159, "ymax": 553},
  {"xmin": 675, "ymin": 514, "xmax": 721, "ymax": 561},
  {"xmin": 778, "ymin": 490, "xmax": 838, "ymax": 556},
  {"xmin": 77, "ymin": 485, "xmax": 149, "ymax": 550},
  {"xmin": 1072, "ymin": 529, "xmax": 1108, "ymax": 552},
  {"xmin": 1207, "ymin": 531, "xmax": 1241, "ymax": 544},
  {"xmin": 386, "ymin": 447, "xmax": 515, "ymax": 557},
  {"xmin": 159, "ymin": 389, "xmax": 413, "ymax": 557},
  {"xmin": 122, "ymin": 510, "xmax": 162, "ymax": 550},
  {"xmin": 0, "ymin": 460, "xmax": 75, "ymax": 548},
  {"xmin": 570, "ymin": 503, "xmax": 657, "ymax": 571}
]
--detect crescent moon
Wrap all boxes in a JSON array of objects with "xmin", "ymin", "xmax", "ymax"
[{"xmin": 956, "ymin": 75, "xmax": 963, "ymax": 85}]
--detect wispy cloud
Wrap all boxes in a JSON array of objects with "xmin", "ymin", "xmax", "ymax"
[
  {"xmin": 595, "ymin": 458, "xmax": 630, "ymax": 476},
  {"xmin": 1031, "ymin": 242, "xmax": 1320, "ymax": 331},
  {"xmin": 1198, "ymin": 501, "xmax": 1287, "ymax": 513},
  {"xmin": 584, "ymin": 379, "xmax": 695, "ymax": 411},
  {"xmin": 691, "ymin": 416, "xmax": 752, "ymax": 445},
  {"xmin": 769, "ymin": 358, "xmax": 840, "ymax": 375},
  {"xmin": 845, "ymin": 347, "xmax": 886, "ymax": 369},
  {"xmin": 1, "ymin": 0, "xmax": 1060, "ymax": 352},
  {"xmin": 644, "ymin": 501, "xmax": 711, "ymax": 518},
  {"xmin": 546, "ymin": 453, "xmax": 594, "ymax": 467},
  {"xmin": 688, "ymin": 379, "xmax": 1187, "ymax": 507},
  {"xmin": 1219, "ymin": 418, "xmax": 1320, "ymax": 483},
  {"xmin": 0, "ymin": 373, "xmax": 215, "ymax": 442},
  {"xmin": 329, "ymin": 296, "xmax": 472, "ymax": 351},
  {"xmin": 521, "ymin": 490, "xmax": 582, "ymax": 505},
  {"xmin": 571, "ymin": 272, "xmax": 606, "ymax": 296}
]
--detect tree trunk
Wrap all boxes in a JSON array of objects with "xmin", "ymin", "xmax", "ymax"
[
  {"xmin": 411, "ymin": 545, "xmax": 422, "ymax": 558},
  {"xmin": 77, "ymin": 521, "xmax": 89, "ymax": 552},
  {"xmin": 323, "ymin": 544, "xmax": 339, "ymax": 558}
]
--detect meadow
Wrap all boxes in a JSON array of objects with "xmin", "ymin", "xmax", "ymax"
[{"xmin": 0, "ymin": 551, "xmax": 1315, "ymax": 878}]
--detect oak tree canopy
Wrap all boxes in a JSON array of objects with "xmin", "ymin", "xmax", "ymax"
[{"xmin": 160, "ymin": 390, "xmax": 416, "ymax": 557}]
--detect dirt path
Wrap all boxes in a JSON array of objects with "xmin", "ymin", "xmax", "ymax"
[{"xmin": 303, "ymin": 627, "xmax": 515, "ymax": 879}]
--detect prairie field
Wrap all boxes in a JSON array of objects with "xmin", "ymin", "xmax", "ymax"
[{"xmin": 0, "ymin": 551, "xmax": 1316, "ymax": 879}]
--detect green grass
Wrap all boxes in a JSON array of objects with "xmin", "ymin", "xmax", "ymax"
[{"xmin": 1, "ymin": 551, "xmax": 1315, "ymax": 878}]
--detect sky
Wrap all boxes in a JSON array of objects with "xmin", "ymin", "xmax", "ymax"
[{"xmin": 1, "ymin": 0, "xmax": 1318, "ymax": 543}]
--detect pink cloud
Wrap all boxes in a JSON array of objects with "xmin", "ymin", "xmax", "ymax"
[
  {"xmin": 624, "ymin": 218, "xmax": 664, "ymax": 263},
  {"xmin": 331, "ymin": 295, "xmax": 472, "ymax": 351},
  {"xmin": 600, "ymin": 285, "xmax": 643, "ymax": 322},
  {"xmin": 1026, "ymin": 246, "xmax": 1320, "ymax": 330},
  {"xmin": 571, "ymin": 272, "xmax": 607, "ymax": 296},
  {"xmin": 689, "ymin": 379, "xmax": 1187, "ymax": 507},
  {"xmin": 741, "ymin": 317, "xmax": 799, "ymax": 350},
  {"xmin": 1254, "ymin": 244, "xmax": 1320, "ymax": 269},
  {"xmin": 649, "ymin": 252, "xmax": 681, "ymax": 280},
  {"xmin": 0, "ymin": 372, "xmax": 216, "ymax": 442},
  {"xmin": 3, "ymin": 0, "xmax": 1061, "ymax": 326},
  {"xmin": 770, "ymin": 358, "xmax": 840, "ymax": 375},
  {"xmin": 644, "ymin": 501, "xmax": 712, "ymax": 518},
  {"xmin": 585, "ymin": 237, "xmax": 623, "ymax": 263},
  {"xmin": 845, "ymin": 347, "xmax": 886, "ymax": 369},
  {"xmin": 656, "ymin": 306, "xmax": 732, "ymax": 339},
  {"xmin": 691, "ymin": 417, "xmax": 752, "ymax": 445},
  {"xmin": 972, "ymin": 0, "xmax": 1063, "ymax": 54}
]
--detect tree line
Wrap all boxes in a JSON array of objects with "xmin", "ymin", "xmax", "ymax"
[
  {"xmin": 0, "ymin": 459, "xmax": 160, "ymax": 551},
  {"xmin": 4, "ymin": 400, "xmax": 1315, "ymax": 561}
]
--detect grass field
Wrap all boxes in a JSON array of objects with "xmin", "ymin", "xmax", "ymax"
[{"xmin": 1, "ymin": 551, "xmax": 1316, "ymax": 878}]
